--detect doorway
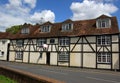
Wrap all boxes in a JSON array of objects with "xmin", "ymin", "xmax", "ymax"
[
  {"xmin": 7, "ymin": 44, "xmax": 10, "ymax": 61},
  {"xmin": 46, "ymin": 52, "xmax": 50, "ymax": 65}
]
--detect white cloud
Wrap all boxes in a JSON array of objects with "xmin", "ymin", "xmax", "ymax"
[
  {"xmin": 0, "ymin": 0, "xmax": 55, "ymax": 31},
  {"xmin": 87, "ymin": 0, "xmax": 116, "ymax": 3},
  {"xmin": 24, "ymin": 0, "xmax": 37, "ymax": 8},
  {"xmin": 70, "ymin": 0, "xmax": 118, "ymax": 20},
  {"xmin": 30, "ymin": 10, "xmax": 55, "ymax": 23}
]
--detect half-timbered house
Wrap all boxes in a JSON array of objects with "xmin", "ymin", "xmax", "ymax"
[{"xmin": 9, "ymin": 15, "xmax": 120, "ymax": 70}]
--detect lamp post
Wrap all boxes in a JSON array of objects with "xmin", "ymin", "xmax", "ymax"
[{"xmin": 43, "ymin": 44, "xmax": 48, "ymax": 51}]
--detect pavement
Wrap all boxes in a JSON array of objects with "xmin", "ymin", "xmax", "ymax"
[{"xmin": 0, "ymin": 61, "xmax": 120, "ymax": 83}]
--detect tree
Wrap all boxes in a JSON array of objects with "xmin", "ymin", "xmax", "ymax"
[{"xmin": 6, "ymin": 25, "xmax": 22, "ymax": 34}]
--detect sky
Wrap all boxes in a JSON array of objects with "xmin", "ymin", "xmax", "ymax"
[{"xmin": 0, "ymin": 0, "xmax": 120, "ymax": 31}]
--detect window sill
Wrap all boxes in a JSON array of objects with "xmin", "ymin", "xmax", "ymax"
[
  {"xmin": 97, "ymin": 44, "xmax": 111, "ymax": 46},
  {"xmin": 58, "ymin": 60, "xmax": 69, "ymax": 62},
  {"xmin": 97, "ymin": 62, "xmax": 111, "ymax": 64}
]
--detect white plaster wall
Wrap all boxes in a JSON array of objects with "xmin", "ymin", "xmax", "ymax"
[
  {"xmin": 83, "ymin": 53, "xmax": 96, "ymax": 68},
  {"xmin": 9, "ymin": 45, "xmax": 14, "ymax": 50},
  {"xmin": 50, "ymin": 53, "xmax": 57, "ymax": 65},
  {"xmin": 83, "ymin": 37, "xmax": 96, "ymax": 43},
  {"xmin": 23, "ymin": 52, "xmax": 29, "ymax": 63},
  {"xmin": 48, "ymin": 45, "xmax": 58, "ymax": 52},
  {"xmin": 30, "ymin": 45, "xmax": 35, "ymax": 51},
  {"xmin": 15, "ymin": 60, "xmax": 22, "ymax": 62},
  {"xmin": 24, "ymin": 45, "xmax": 29, "ymax": 51},
  {"xmin": 112, "ymin": 44, "xmax": 119, "ymax": 52},
  {"xmin": 58, "ymin": 62, "xmax": 68, "ymax": 66},
  {"xmin": 70, "ymin": 53, "xmax": 81, "ymax": 67},
  {"xmin": 112, "ymin": 53, "xmax": 119, "ymax": 69},
  {"xmin": 97, "ymin": 64, "xmax": 111, "ymax": 69},
  {"xmin": 9, "ymin": 52, "xmax": 15, "ymax": 61},
  {"xmin": 83, "ymin": 44, "xmax": 95, "ymax": 51},
  {"xmin": 112, "ymin": 35, "xmax": 118, "ymax": 42},
  {"xmin": 30, "ymin": 52, "xmax": 46, "ymax": 64},
  {"xmin": 47, "ymin": 45, "xmax": 50, "ymax": 51},
  {"xmin": 71, "ymin": 37, "xmax": 80, "ymax": 43},
  {"xmin": 70, "ymin": 44, "xmax": 81, "ymax": 51},
  {"xmin": 104, "ymin": 47, "xmax": 110, "ymax": 52}
]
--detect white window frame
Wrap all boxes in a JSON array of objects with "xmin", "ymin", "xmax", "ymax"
[
  {"xmin": 15, "ymin": 51, "xmax": 23, "ymax": 60},
  {"xmin": 59, "ymin": 37, "xmax": 69, "ymax": 46},
  {"xmin": 21, "ymin": 28, "xmax": 29, "ymax": 34},
  {"xmin": 16, "ymin": 40, "xmax": 23, "ymax": 47},
  {"xmin": 97, "ymin": 53, "xmax": 111, "ymax": 63},
  {"xmin": 97, "ymin": 36, "xmax": 110, "ymax": 45},
  {"xmin": 62, "ymin": 23, "xmax": 73, "ymax": 31},
  {"xmin": 37, "ymin": 39, "xmax": 47, "ymax": 47},
  {"xmin": 58, "ymin": 52, "xmax": 69, "ymax": 62},
  {"xmin": 96, "ymin": 18, "xmax": 111, "ymax": 28},
  {"xmin": 41, "ymin": 25, "xmax": 51, "ymax": 32}
]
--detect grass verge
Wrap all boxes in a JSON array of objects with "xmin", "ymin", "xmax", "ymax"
[{"xmin": 0, "ymin": 75, "xmax": 17, "ymax": 83}]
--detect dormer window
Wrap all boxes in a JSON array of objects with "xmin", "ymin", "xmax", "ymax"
[
  {"xmin": 41, "ymin": 25, "xmax": 51, "ymax": 32},
  {"xmin": 96, "ymin": 18, "xmax": 111, "ymax": 28},
  {"xmin": 62, "ymin": 23, "xmax": 73, "ymax": 31},
  {"xmin": 21, "ymin": 28, "xmax": 29, "ymax": 34}
]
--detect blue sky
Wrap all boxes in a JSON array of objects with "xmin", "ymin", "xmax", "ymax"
[{"xmin": 0, "ymin": 0, "xmax": 120, "ymax": 31}]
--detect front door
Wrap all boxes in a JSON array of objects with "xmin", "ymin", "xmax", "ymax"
[{"xmin": 46, "ymin": 52, "xmax": 50, "ymax": 65}]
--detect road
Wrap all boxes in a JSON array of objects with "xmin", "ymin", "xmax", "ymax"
[{"xmin": 0, "ymin": 61, "xmax": 120, "ymax": 83}]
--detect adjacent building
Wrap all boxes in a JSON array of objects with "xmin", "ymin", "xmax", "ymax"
[
  {"xmin": 0, "ymin": 32, "xmax": 10, "ymax": 61},
  {"xmin": 6, "ymin": 15, "xmax": 120, "ymax": 70}
]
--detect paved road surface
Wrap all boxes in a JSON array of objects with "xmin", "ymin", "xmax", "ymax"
[{"xmin": 0, "ymin": 61, "xmax": 120, "ymax": 83}]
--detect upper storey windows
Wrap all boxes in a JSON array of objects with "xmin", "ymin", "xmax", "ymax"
[
  {"xmin": 96, "ymin": 18, "xmax": 111, "ymax": 28},
  {"xmin": 21, "ymin": 28, "xmax": 29, "ymax": 34},
  {"xmin": 41, "ymin": 25, "xmax": 51, "ymax": 32},
  {"xmin": 62, "ymin": 23, "xmax": 73, "ymax": 31}
]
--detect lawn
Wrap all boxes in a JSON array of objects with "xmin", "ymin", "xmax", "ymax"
[{"xmin": 0, "ymin": 75, "xmax": 17, "ymax": 83}]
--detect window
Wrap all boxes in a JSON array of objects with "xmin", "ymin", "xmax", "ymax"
[
  {"xmin": 97, "ymin": 53, "xmax": 111, "ymax": 63},
  {"xmin": 62, "ymin": 23, "xmax": 73, "ymax": 31},
  {"xmin": 97, "ymin": 18, "xmax": 111, "ymax": 28},
  {"xmin": 2, "ymin": 40, "xmax": 6, "ymax": 44},
  {"xmin": 0, "ymin": 51, "xmax": 4, "ymax": 57},
  {"xmin": 21, "ymin": 28, "xmax": 29, "ymax": 34},
  {"xmin": 50, "ymin": 39, "xmax": 55, "ymax": 44},
  {"xmin": 37, "ymin": 39, "xmax": 47, "ymax": 47},
  {"xmin": 58, "ymin": 52, "xmax": 69, "ymax": 62},
  {"xmin": 16, "ymin": 40, "xmax": 23, "ymax": 47},
  {"xmin": 41, "ymin": 25, "xmax": 51, "ymax": 32},
  {"xmin": 97, "ymin": 36, "xmax": 110, "ymax": 45},
  {"xmin": 15, "ymin": 51, "xmax": 23, "ymax": 60},
  {"xmin": 59, "ymin": 38, "xmax": 69, "ymax": 46}
]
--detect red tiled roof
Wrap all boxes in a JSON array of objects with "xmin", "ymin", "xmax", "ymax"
[
  {"xmin": 0, "ymin": 32, "xmax": 13, "ymax": 39},
  {"xmin": 10, "ymin": 15, "xmax": 119, "ymax": 39}
]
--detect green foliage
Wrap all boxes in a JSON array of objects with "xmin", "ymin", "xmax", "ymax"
[
  {"xmin": 6, "ymin": 25, "xmax": 22, "ymax": 34},
  {"xmin": 0, "ymin": 75, "xmax": 17, "ymax": 83}
]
